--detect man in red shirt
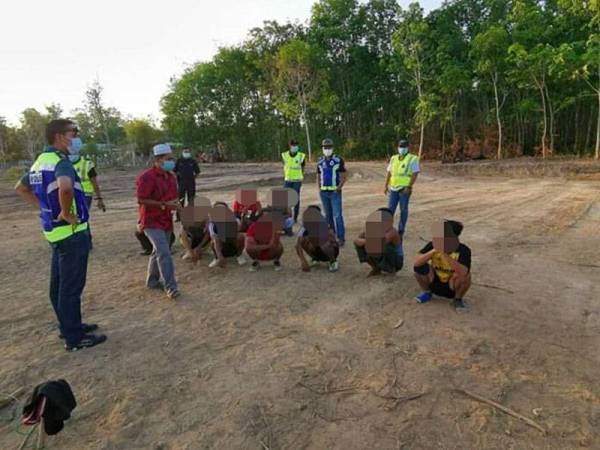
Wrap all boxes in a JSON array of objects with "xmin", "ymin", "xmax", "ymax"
[
  {"xmin": 232, "ymin": 188, "xmax": 262, "ymax": 232},
  {"xmin": 245, "ymin": 209, "xmax": 284, "ymax": 272},
  {"xmin": 136, "ymin": 144, "xmax": 181, "ymax": 299}
]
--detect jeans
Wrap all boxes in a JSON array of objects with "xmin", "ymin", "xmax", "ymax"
[
  {"xmin": 388, "ymin": 189, "xmax": 411, "ymax": 235},
  {"xmin": 144, "ymin": 228, "xmax": 178, "ymax": 293},
  {"xmin": 84, "ymin": 195, "xmax": 93, "ymax": 248},
  {"xmin": 283, "ymin": 180, "xmax": 302, "ymax": 222},
  {"xmin": 49, "ymin": 230, "xmax": 90, "ymax": 345},
  {"xmin": 319, "ymin": 190, "xmax": 345, "ymax": 242}
]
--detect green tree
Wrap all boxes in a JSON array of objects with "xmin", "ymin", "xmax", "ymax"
[{"xmin": 124, "ymin": 118, "xmax": 163, "ymax": 155}]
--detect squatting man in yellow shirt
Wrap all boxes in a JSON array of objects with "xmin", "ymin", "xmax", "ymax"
[{"xmin": 413, "ymin": 220, "xmax": 472, "ymax": 313}]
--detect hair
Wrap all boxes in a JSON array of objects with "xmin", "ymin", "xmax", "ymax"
[
  {"xmin": 377, "ymin": 207, "xmax": 393, "ymax": 215},
  {"xmin": 213, "ymin": 201, "xmax": 228, "ymax": 208},
  {"xmin": 46, "ymin": 119, "xmax": 76, "ymax": 144},
  {"xmin": 182, "ymin": 147, "xmax": 191, "ymax": 151},
  {"xmin": 289, "ymin": 139, "xmax": 299, "ymax": 147},
  {"xmin": 445, "ymin": 220, "xmax": 463, "ymax": 237},
  {"xmin": 306, "ymin": 205, "xmax": 322, "ymax": 214}
]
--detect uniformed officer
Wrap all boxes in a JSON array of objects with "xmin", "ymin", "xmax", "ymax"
[
  {"xmin": 316, "ymin": 138, "xmax": 347, "ymax": 245},
  {"xmin": 15, "ymin": 119, "xmax": 107, "ymax": 351},
  {"xmin": 282, "ymin": 139, "xmax": 306, "ymax": 223},
  {"xmin": 383, "ymin": 138, "xmax": 420, "ymax": 235},
  {"xmin": 69, "ymin": 134, "xmax": 105, "ymax": 249}
]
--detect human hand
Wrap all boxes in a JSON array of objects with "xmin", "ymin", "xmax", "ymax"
[
  {"xmin": 97, "ymin": 198, "xmax": 106, "ymax": 212},
  {"xmin": 58, "ymin": 210, "xmax": 79, "ymax": 225}
]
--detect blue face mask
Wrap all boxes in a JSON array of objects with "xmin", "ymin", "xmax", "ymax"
[
  {"xmin": 398, "ymin": 147, "xmax": 409, "ymax": 157},
  {"xmin": 69, "ymin": 137, "xmax": 83, "ymax": 156},
  {"xmin": 161, "ymin": 160, "xmax": 176, "ymax": 171}
]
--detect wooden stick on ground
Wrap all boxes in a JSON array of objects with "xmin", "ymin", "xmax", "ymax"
[
  {"xmin": 472, "ymin": 282, "xmax": 515, "ymax": 294},
  {"xmin": 36, "ymin": 422, "xmax": 47, "ymax": 450},
  {"xmin": 0, "ymin": 387, "xmax": 24, "ymax": 410},
  {"xmin": 455, "ymin": 389, "xmax": 546, "ymax": 434},
  {"xmin": 17, "ymin": 426, "xmax": 36, "ymax": 450}
]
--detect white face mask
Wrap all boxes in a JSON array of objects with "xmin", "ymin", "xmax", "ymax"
[
  {"xmin": 290, "ymin": 146, "xmax": 299, "ymax": 154},
  {"xmin": 323, "ymin": 148, "xmax": 333, "ymax": 157},
  {"xmin": 398, "ymin": 147, "xmax": 409, "ymax": 156},
  {"xmin": 182, "ymin": 152, "xmax": 191, "ymax": 159}
]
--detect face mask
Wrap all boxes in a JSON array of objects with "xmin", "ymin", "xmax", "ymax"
[
  {"xmin": 290, "ymin": 146, "xmax": 299, "ymax": 154},
  {"xmin": 161, "ymin": 160, "xmax": 176, "ymax": 171},
  {"xmin": 323, "ymin": 148, "xmax": 333, "ymax": 157},
  {"xmin": 398, "ymin": 147, "xmax": 409, "ymax": 156},
  {"xmin": 69, "ymin": 137, "xmax": 83, "ymax": 156},
  {"xmin": 182, "ymin": 152, "xmax": 191, "ymax": 159}
]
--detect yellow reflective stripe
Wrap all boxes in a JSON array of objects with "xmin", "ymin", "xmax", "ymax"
[
  {"xmin": 283, "ymin": 152, "xmax": 305, "ymax": 181},
  {"xmin": 390, "ymin": 154, "xmax": 417, "ymax": 188},
  {"xmin": 43, "ymin": 222, "xmax": 88, "ymax": 243}
]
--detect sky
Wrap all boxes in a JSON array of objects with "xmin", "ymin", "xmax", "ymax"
[{"xmin": 0, "ymin": 0, "xmax": 441, "ymax": 126}]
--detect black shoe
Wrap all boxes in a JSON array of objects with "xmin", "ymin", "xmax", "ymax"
[
  {"xmin": 59, "ymin": 323, "xmax": 99, "ymax": 339},
  {"xmin": 452, "ymin": 298, "xmax": 469, "ymax": 313},
  {"xmin": 148, "ymin": 282, "xmax": 164, "ymax": 290},
  {"xmin": 65, "ymin": 334, "xmax": 107, "ymax": 352}
]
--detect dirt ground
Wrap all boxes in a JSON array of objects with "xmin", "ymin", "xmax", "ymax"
[{"xmin": 1, "ymin": 161, "xmax": 599, "ymax": 450}]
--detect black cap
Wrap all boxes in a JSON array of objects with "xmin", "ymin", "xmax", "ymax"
[
  {"xmin": 321, "ymin": 138, "xmax": 333, "ymax": 147},
  {"xmin": 398, "ymin": 139, "xmax": 409, "ymax": 147}
]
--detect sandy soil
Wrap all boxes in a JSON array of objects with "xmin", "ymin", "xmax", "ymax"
[{"xmin": 1, "ymin": 161, "xmax": 599, "ymax": 450}]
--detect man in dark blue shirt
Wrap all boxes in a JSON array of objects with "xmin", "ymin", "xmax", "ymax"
[{"xmin": 316, "ymin": 138, "xmax": 347, "ymax": 245}]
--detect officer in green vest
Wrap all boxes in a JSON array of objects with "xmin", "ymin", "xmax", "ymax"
[
  {"xmin": 69, "ymin": 134, "xmax": 105, "ymax": 249},
  {"xmin": 282, "ymin": 139, "xmax": 306, "ymax": 223},
  {"xmin": 15, "ymin": 119, "xmax": 107, "ymax": 351},
  {"xmin": 383, "ymin": 138, "xmax": 420, "ymax": 235}
]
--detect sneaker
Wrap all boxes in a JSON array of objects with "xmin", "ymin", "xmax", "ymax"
[
  {"xmin": 274, "ymin": 260, "xmax": 282, "ymax": 272},
  {"xmin": 416, "ymin": 291, "xmax": 433, "ymax": 304},
  {"xmin": 208, "ymin": 259, "xmax": 219, "ymax": 268},
  {"xmin": 182, "ymin": 251, "xmax": 193, "ymax": 260},
  {"xmin": 237, "ymin": 255, "xmax": 247, "ymax": 266},
  {"xmin": 249, "ymin": 261, "xmax": 259, "ymax": 272},
  {"xmin": 309, "ymin": 259, "xmax": 319, "ymax": 268},
  {"xmin": 65, "ymin": 334, "xmax": 107, "ymax": 352},
  {"xmin": 453, "ymin": 298, "xmax": 469, "ymax": 313},
  {"xmin": 167, "ymin": 290, "xmax": 181, "ymax": 300},
  {"xmin": 58, "ymin": 323, "xmax": 99, "ymax": 339},
  {"xmin": 328, "ymin": 261, "xmax": 339, "ymax": 272}
]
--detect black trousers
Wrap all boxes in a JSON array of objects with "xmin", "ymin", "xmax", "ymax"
[{"xmin": 178, "ymin": 180, "xmax": 196, "ymax": 207}]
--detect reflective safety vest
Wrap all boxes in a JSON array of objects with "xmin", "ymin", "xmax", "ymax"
[
  {"xmin": 389, "ymin": 153, "xmax": 419, "ymax": 189},
  {"xmin": 28, "ymin": 151, "xmax": 89, "ymax": 243},
  {"xmin": 72, "ymin": 157, "xmax": 95, "ymax": 195},
  {"xmin": 282, "ymin": 151, "xmax": 306, "ymax": 181}
]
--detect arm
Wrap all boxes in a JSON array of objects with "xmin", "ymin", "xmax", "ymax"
[
  {"xmin": 90, "ymin": 176, "xmax": 106, "ymax": 211},
  {"xmin": 414, "ymin": 249, "xmax": 435, "ymax": 267},
  {"xmin": 15, "ymin": 180, "xmax": 40, "ymax": 209},
  {"xmin": 337, "ymin": 172, "xmax": 347, "ymax": 192},
  {"xmin": 57, "ymin": 176, "xmax": 78, "ymax": 224},
  {"xmin": 384, "ymin": 172, "xmax": 391, "ymax": 195},
  {"xmin": 212, "ymin": 235, "xmax": 226, "ymax": 266},
  {"xmin": 295, "ymin": 237, "xmax": 310, "ymax": 271},
  {"xmin": 409, "ymin": 172, "xmax": 419, "ymax": 188},
  {"xmin": 441, "ymin": 253, "xmax": 469, "ymax": 278},
  {"xmin": 194, "ymin": 160, "xmax": 200, "ymax": 177}
]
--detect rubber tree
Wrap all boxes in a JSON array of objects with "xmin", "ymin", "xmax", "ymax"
[
  {"xmin": 472, "ymin": 25, "xmax": 511, "ymax": 159},
  {"xmin": 392, "ymin": 3, "xmax": 431, "ymax": 158}
]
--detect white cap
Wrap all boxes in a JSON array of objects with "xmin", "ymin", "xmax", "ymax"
[{"xmin": 153, "ymin": 143, "xmax": 172, "ymax": 156}]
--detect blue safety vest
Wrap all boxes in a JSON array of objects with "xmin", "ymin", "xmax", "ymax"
[
  {"xmin": 28, "ymin": 149, "xmax": 89, "ymax": 242},
  {"xmin": 317, "ymin": 155, "xmax": 344, "ymax": 191}
]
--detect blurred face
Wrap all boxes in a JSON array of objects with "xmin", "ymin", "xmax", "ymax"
[
  {"xmin": 302, "ymin": 207, "xmax": 328, "ymax": 247},
  {"xmin": 365, "ymin": 210, "xmax": 393, "ymax": 255},
  {"xmin": 431, "ymin": 221, "xmax": 459, "ymax": 253}
]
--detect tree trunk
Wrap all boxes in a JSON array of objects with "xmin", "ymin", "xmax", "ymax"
[
  {"xmin": 544, "ymin": 84, "xmax": 554, "ymax": 155},
  {"xmin": 585, "ymin": 102, "xmax": 593, "ymax": 153},
  {"xmin": 536, "ymin": 80, "xmax": 548, "ymax": 159},
  {"xmin": 574, "ymin": 101, "xmax": 580, "ymax": 156},
  {"xmin": 492, "ymin": 72, "xmax": 502, "ymax": 159},
  {"xmin": 596, "ymin": 89, "xmax": 600, "ymax": 160}
]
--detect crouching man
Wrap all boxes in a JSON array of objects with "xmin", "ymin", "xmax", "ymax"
[
  {"xmin": 354, "ymin": 208, "xmax": 403, "ymax": 276},
  {"xmin": 414, "ymin": 220, "xmax": 472, "ymax": 313},
  {"xmin": 296, "ymin": 205, "xmax": 339, "ymax": 272}
]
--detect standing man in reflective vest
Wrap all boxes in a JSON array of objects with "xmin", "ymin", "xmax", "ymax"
[
  {"xmin": 15, "ymin": 119, "xmax": 107, "ymax": 351},
  {"xmin": 282, "ymin": 139, "xmax": 306, "ymax": 223},
  {"xmin": 384, "ymin": 138, "xmax": 420, "ymax": 235},
  {"xmin": 70, "ymin": 134, "xmax": 105, "ymax": 249},
  {"xmin": 317, "ymin": 138, "xmax": 347, "ymax": 246}
]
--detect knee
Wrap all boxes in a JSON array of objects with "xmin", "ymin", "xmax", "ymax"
[{"xmin": 413, "ymin": 264, "xmax": 429, "ymax": 276}]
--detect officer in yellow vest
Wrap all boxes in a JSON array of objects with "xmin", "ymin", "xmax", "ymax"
[
  {"xmin": 15, "ymin": 119, "xmax": 107, "ymax": 351},
  {"xmin": 282, "ymin": 139, "xmax": 306, "ymax": 223},
  {"xmin": 70, "ymin": 135, "xmax": 105, "ymax": 249},
  {"xmin": 383, "ymin": 138, "xmax": 420, "ymax": 235}
]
